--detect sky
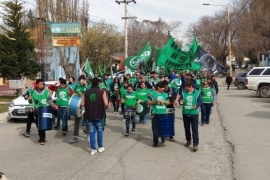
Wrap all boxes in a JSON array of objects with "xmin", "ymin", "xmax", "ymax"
[{"xmin": 0, "ymin": 0, "xmax": 232, "ymax": 42}]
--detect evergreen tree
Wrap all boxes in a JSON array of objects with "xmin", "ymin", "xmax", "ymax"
[{"xmin": 0, "ymin": 0, "xmax": 40, "ymax": 79}]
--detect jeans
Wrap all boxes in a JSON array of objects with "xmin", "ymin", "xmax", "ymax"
[
  {"xmin": 201, "ymin": 103, "xmax": 212, "ymax": 124},
  {"xmin": 151, "ymin": 115, "xmax": 159, "ymax": 144},
  {"xmin": 183, "ymin": 114, "xmax": 199, "ymax": 145},
  {"xmin": 88, "ymin": 118, "xmax": 104, "ymax": 150},
  {"xmin": 57, "ymin": 107, "xmax": 68, "ymax": 131},
  {"xmin": 139, "ymin": 115, "xmax": 147, "ymax": 124},
  {"xmin": 124, "ymin": 107, "xmax": 135, "ymax": 133}
]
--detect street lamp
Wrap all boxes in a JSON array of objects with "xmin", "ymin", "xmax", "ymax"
[{"xmin": 203, "ymin": 3, "xmax": 232, "ymax": 76}]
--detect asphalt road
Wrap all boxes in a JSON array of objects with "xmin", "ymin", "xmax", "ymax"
[
  {"xmin": 217, "ymin": 84, "xmax": 270, "ymax": 180},
  {"xmin": 0, "ymin": 97, "xmax": 232, "ymax": 179}
]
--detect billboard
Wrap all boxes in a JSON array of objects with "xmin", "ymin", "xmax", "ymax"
[
  {"xmin": 52, "ymin": 37, "xmax": 81, "ymax": 47},
  {"xmin": 51, "ymin": 22, "xmax": 81, "ymax": 34}
]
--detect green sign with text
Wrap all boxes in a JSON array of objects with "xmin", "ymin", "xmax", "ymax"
[{"xmin": 51, "ymin": 22, "xmax": 81, "ymax": 34}]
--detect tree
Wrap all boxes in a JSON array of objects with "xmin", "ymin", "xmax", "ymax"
[
  {"xmin": 0, "ymin": 0, "xmax": 40, "ymax": 80},
  {"xmin": 80, "ymin": 21, "xmax": 123, "ymax": 73},
  {"xmin": 39, "ymin": 0, "xmax": 89, "ymax": 78}
]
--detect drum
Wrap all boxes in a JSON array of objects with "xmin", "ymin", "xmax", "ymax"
[
  {"xmin": 157, "ymin": 112, "xmax": 175, "ymax": 137},
  {"xmin": 68, "ymin": 95, "xmax": 84, "ymax": 118},
  {"xmin": 38, "ymin": 106, "xmax": 53, "ymax": 130}
]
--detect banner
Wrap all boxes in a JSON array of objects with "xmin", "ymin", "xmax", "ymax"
[
  {"xmin": 124, "ymin": 42, "xmax": 152, "ymax": 71},
  {"xmin": 85, "ymin": 58, "xmax": 94, "ymax": 78},
  {"xmin": 192, "ymin": 46, "xmax": 224, "ymax": 75}
]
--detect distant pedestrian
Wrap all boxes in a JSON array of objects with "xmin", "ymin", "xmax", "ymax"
[
  {"xmin": 82, "ymin": 78, "xmax": 108, "ymax": 156},
  {"xmin": 225, "ymin": 74, "xmax": 233, "ymax": 90}
]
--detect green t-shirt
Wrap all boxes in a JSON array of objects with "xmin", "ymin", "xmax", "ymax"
[
  {"xmin": 123, "ymin": 91, "xmax": 137, "ymax": 107},
  {"xmin": 136, "ymin": 88, "xmax": 149, "ymax": 101},
  {"xmin": 32, "ymin": 89, "xmax": 50, "ymax": 109},
  {"xmin": 104, "ymin": 79, "xmax": 111, "ymax": 91},
  {"xmin": 182, "ymin": 89, "xmax": 200, "ymax": 115},
  {"xmin": 195, "ymin": 79, "xmax": 202, "ymax": 90},
  {"xmin": 99, "ymin": 82, "xmax": 106, "ymax": 89},
  {"xmin": 151, "ymin": 91, "xmax": 168, "ymax": 114},
  {"xmin": 74, "ymin": 83, "xmax": 90, "ymax": 96},
  {"xmin": 201, "ymin": 87, "xmax": 213, "ymax": 103},
  {"xmin": 56, "ymin": 86, "xmax": 71, "ymax": 107},
  {"xmin": 129, "ymin": 77, "xmax": 137, "ymax": 85}
]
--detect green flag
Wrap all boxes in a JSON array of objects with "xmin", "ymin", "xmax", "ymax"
[
  {"xmin": 85, "ymin": 58, "xmax": 94, "ymax": 78},
  {"xmin": 124, "ymin": 42, "xmax": 152, "ymax": 71},
  {"xmin": 98, "ymin": 65, "xmax": 104, "ymax": 77}
]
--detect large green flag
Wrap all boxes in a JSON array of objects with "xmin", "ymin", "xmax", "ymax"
[
  {"xmin": 124, "ymin": 42, "xmax": 152, "ymax": 71},
  {"xmin": 85, "ymin": 58, "xmax": 94, "ymax": 78}
]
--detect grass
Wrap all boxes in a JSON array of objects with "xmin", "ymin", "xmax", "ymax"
[
  {"xmin": 0, "ymin": 95, "xmax": 16, "ymax": 102},
  {"xmin": 0, "ymin": 104, "xmax": 9, "ymax": 113},
  {"xmin": 0, "ymin": 96, "xmax": 15, "ymax": 113}
]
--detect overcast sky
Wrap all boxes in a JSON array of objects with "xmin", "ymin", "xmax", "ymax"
[{"xmin": 0, "ymin": 0, "xmax": 232, "ymax": 42}]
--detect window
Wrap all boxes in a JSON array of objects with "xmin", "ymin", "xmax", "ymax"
[
  {"xmin": 241, "ymin": 73, "xmax": 247, "ymax": 77},
  {"xmin": 262, "ymin": 68, "xmax": 270, "ymax": 75},
  {"xmin": 249, "ymin": 69, "xmax": 264, "ymax": 75}
]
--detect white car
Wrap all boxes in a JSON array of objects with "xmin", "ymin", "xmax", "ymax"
[{"xmin": 8, "ymin": 81, "xmax": 58, "ymax": 119}]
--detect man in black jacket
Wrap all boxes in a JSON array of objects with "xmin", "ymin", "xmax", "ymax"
[{"xmin": 225, "ymin": 74, "xmax": 233, "ymax": 90}]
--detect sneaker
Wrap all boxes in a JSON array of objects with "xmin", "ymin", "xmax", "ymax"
[
  {"xmin": 91, "ymin": 149, "xmax": 97, "ymax": 156},
  {"xmin": 185, "ymin": 141, "xmax": 191, "ymax": 147},
  {"xmin": 123, "ymin": 119, "xmax": 126, "ymax": 122},
  {"xmin": 170, "ymin": 137, "xmax": 175, "ymax": 141},
  {"xmin": 153, "ymin": 143, "xmax": 158, "ymax": 147},
  {"xmin": 98, "ymin": 147, "xmax": 105, "ymax": 153},
  {"xmin": 22, "ymin": 132, "xmax": 30, "ymax": 137},
  {"xmin": 161, "ymin": 137, "xmax": 165, "ymax": 143},
  {"xmin": 131, "ymin": 129, "xmax": 135, "ymax": 133},
  {"xmin": 201, "ymin": 123, "xmax": 204, "ymax": 126},
  {"xmin": 193, "ymin": 145, "xmax": 198, "ymax": 151},
  {"xmin": 40, "ymin": 141, "xmax": 46, "ymax": 145},
  {"xmin": 113, "ymin": 111, "xmax": 116, "ymax": 114},
  {"xmin": 125, "ymin": 133, "xmax": 129, "ymax": 137},
  {"xmin": 54, "ymin": 125, "xmax": 60, "ymax": 129},
  {"xmin": 69, "ymin": 136, "xmax": 78, "ymax": 143},
  {"xmin": 62, "ymin": 131, "xmax": 66, "ymax": 136},
  {"xmin": 36, "ymin": 139, "xmax": 42, "ymax": 144}
]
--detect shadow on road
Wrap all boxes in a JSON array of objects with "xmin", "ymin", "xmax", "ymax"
[
  {"xmin": 246, "ymin": 111, "xmax": 270, "ymax": 119},
  {"xmin": 226, "ymin": 94, "xmax": 259, "ymax": 98}
]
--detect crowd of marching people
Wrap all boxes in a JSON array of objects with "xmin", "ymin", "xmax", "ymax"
[{"xmin": 21, "ymin": 69, "xmax": 218, "ymax": 155}]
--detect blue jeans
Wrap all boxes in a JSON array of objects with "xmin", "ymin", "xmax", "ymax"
[
  {"xmin": 57, "ymin": 107, "xmax": 68, "ymax": 131},
  {"xmin": 124, "ymin": 107, "xmax": 135, "ymax": 133},
  {"xmin": 139, "ymin": 115, "xmax": 147, "ymax": 124},
  {"xmin": 88, "ymin": 118, "xmax": 103, "ymax": 150},
  {"xmin": 201, "ymin": 103, "xmax": 212, "ymax": 124},
  {"xmin": 183, "ymin": 115, "xmax": 199, "ymax": 145}
]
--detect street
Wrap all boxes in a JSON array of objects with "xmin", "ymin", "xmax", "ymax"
[
  {"xmin": 0, "ymin": 88, "xmax": 232, "ymax": 180},
  {"xmin": 217, "ymin": 81, "xmax": 270, "ymax": 180}
]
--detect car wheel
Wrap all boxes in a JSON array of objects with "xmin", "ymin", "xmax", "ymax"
[
  {"xmin": 237, "ymin": 82, "xmax": 246, "ymax": 90},
  {"xmin": 259, "ymin": 86, "xmax": 270, "ymax": 98}
]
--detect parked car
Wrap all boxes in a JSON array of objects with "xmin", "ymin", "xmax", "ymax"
[
  {"xmin": 234, "ymin": 72, "xmax": 247, "ymax": 90},
  {"xmin": 8, "ymin": 81, "xmax": 57, "ymax": 119},
  {"xmin": 246, "ymin": 66, "xmax": 270, "ymax": 98}
]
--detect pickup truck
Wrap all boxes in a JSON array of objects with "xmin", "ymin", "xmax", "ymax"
[{"xmin": 246, "ymin": 67, "xmax": 270, "ymax": 98}]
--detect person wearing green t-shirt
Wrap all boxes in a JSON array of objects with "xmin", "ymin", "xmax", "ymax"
[
  {"xmin": 121, "ymin": 84, "xmax": 138, "ymax": 136},
  {"xmin": 69, "ymin": 75, "xmax": 90, "ymax": 143},
  {"xmin": 148, "ymin": 82, "xmax": 170, "ymax": 147},
  {"xmin": 136, "ymin": 82, "xmax": 150, "ymax": 124},
  {"xmin": 32, "ymin": 79, "xmax": 57, "ymax": 145},
  {"xmin": 55, "ymin": 79, "xmax": 74, "ymax": 135},
  {"xmin": 200, "ymin": 81, "xmax": 214, "ymax": 126},
  {"xmin": 110, "ymin": 77, "xmax": 121, "ymax": 113},
  {"xmin": 175, "ymin": 79, "xmax": 202, "ymax": 151}
]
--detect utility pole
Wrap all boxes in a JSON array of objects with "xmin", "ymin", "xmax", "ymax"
[
  {"xmin": 38, "ymin": 0, "xmax": 45, "ymax": 80},
  {"xmin": 116, "ymin": 0, "xmax": 136, "ymax": 59}
]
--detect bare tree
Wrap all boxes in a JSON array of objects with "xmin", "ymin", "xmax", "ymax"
[
  {"xmin": 37, "ymin": 0, "xmax": 89, "ymax": 78},
  {"xmin": 80, "ymin": 21, "xmax": 122, "ymax": 73}
]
